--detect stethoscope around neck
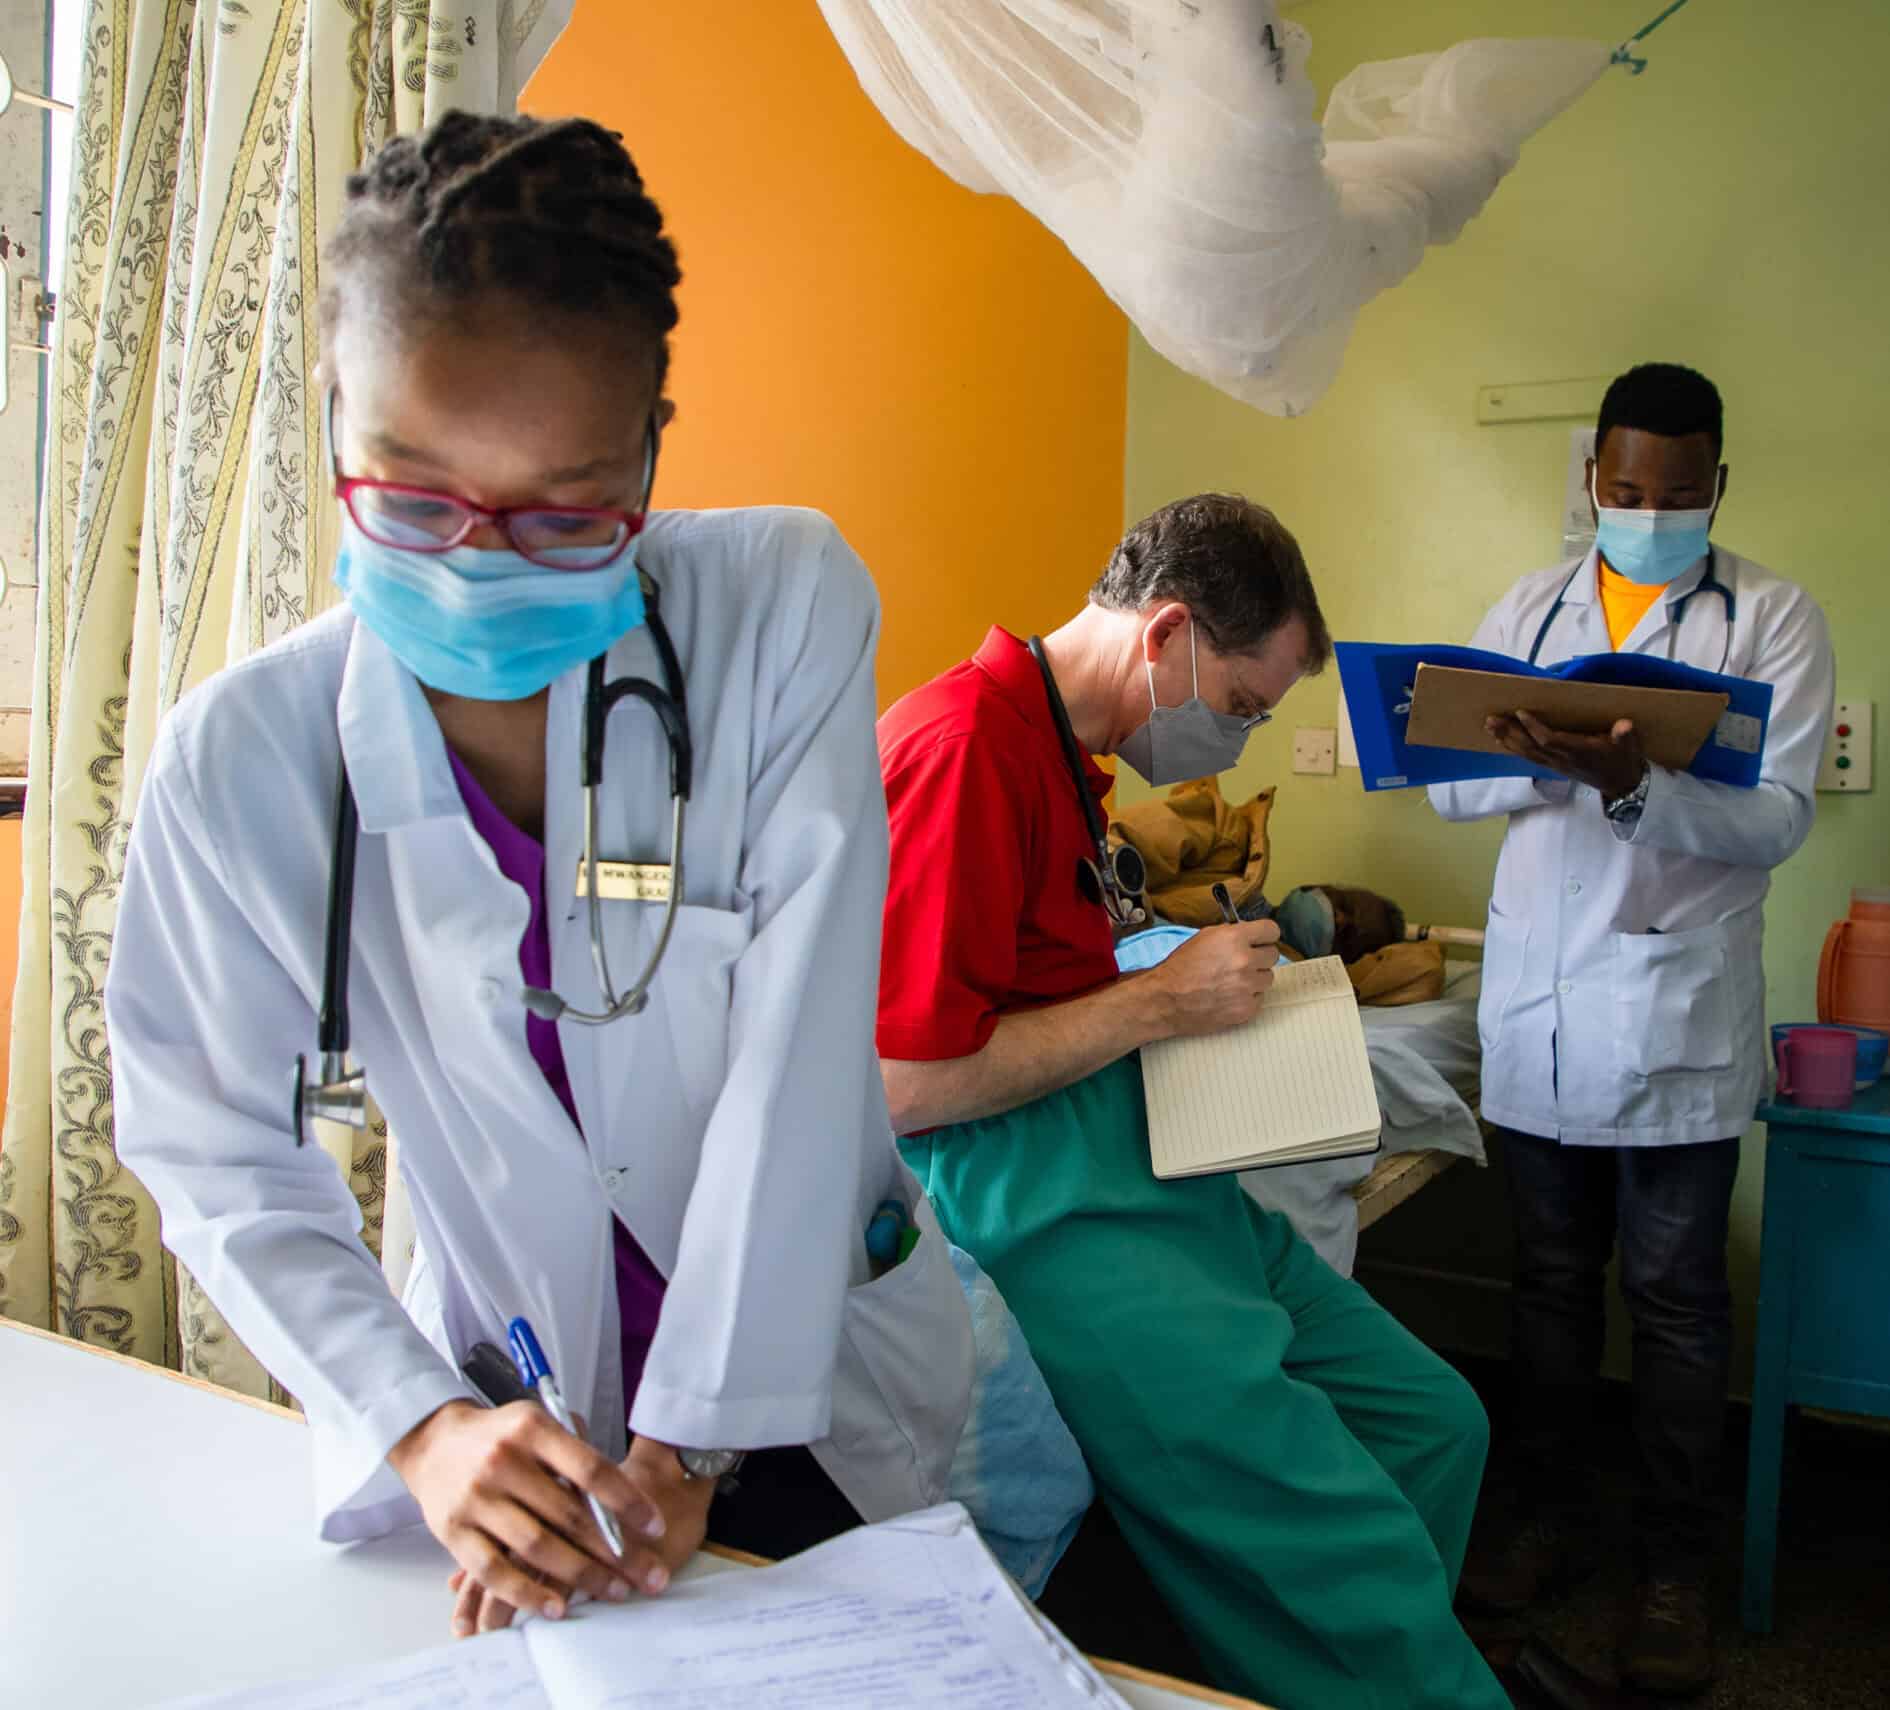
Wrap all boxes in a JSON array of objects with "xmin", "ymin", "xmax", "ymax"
[
  {"xmin": 1526, "ymin": 546, "xmax": 1736, "ymax": 672},
  {"xmin": 1027, "ymin": 636, "xmax": 1147, "ymax": 930},
  {"xmin": 291, "ymin": 583, "xmax": 693, "ymax": 1147}
]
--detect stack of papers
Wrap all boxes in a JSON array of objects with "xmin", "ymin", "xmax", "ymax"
[{"xmin": 160, "ymin": 1505, "xmax": 1130, "ymax": 1710}]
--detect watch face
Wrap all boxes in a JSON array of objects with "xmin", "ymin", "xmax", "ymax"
[{"xmin": 680, "ymin": 1447, "xmax": 743, "ymax": 1481}]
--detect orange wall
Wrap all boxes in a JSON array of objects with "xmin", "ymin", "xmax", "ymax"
[{"xmin": 524, "ymin": 6, "xmax": 1127, "ymax": 708}]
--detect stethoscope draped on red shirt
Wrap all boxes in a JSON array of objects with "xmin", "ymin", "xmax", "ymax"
[
  {"xmin": 1028, "ymin": 636, "xmax": 1149, "ymax": 929},
  {"xmin": 292, "ymin": 404, "xmax": 693, "ymax": 1146}
]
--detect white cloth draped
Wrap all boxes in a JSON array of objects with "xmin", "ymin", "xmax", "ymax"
[{"xmin": 817, "ymin": 0, "xmax": 1612, "ymax": 415}]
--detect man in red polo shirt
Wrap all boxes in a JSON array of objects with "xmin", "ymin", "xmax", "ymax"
[{"xmin": 877, "ymin": 495, "xmax": 1513, "ymax": 1710}]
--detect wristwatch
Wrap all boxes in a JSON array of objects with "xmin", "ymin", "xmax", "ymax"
[
  {"xmin": 676, "ymin": 1446, "xmax": 747, "ymax": 1485},
  {"xmin": 1604, "ymin": 762, "xmax": 1653, "ymax": 824}
]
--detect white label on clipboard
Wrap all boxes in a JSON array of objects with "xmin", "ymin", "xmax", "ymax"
[
  {"xmin": 1714, "ymin": 711, "xmax": 1761, "ymax": 755},
  {"xmin": 575, "ymin": 858, "xmax": 672, "ymax": 902}
]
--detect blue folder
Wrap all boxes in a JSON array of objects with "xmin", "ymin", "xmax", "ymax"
[{"xmin": 1335, "ymin": 642, "xmax": 1774, "ymax": 794}]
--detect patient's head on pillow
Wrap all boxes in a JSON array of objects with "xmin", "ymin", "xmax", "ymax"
[
  {"xmin": 1325, "ymin": 887, "xmax": 1405, "ymax": 962},
  {"xmin": 1275, "ymin": 885, "xmax": 1405, "ymax": 962}
]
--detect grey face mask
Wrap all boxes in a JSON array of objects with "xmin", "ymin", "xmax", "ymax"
[{"xmin": 1115, "ymin": 620, "xmax": 1265, "ymax": 787}]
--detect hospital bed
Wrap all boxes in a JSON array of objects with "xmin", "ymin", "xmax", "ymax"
[
  {"xmin": 1355, "ymin": 1149, "xmax": 1462, "ymax": 1229},
  {"xmin": 1243, "ymin": 959, "xmax": 1486, "ymax": 1276}
]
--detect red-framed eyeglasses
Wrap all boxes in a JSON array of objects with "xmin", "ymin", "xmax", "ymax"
[{"xmin": 324, "ymin": 388, "xmax": 652, "ymax": 572}]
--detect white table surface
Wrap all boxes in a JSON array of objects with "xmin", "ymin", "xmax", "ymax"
[{"xmin": 1, "ymin": 1321, "xmax": 1259, "ymax": 1710}]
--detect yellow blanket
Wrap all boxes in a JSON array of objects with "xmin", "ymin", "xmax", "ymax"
[
  {"xmin": 1109, "ymin": 777, "xmax": 1446, "ymax": 1005},
  {"xmin": 1107, "ymin": 776, "xmax": 1274, "ymax": 928}
]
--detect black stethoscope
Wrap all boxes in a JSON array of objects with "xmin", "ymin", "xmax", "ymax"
[
  {"xmin": 1527, "ymin": 547, "xmax": 1735, "ymax": 673},
  {"xmin": 291, "ymin": 587, "xmax": 693, "ymax": 1147},
  {"xmin": 1028, "ymin": 636, "xmax": 1147, "ymax": 929}
]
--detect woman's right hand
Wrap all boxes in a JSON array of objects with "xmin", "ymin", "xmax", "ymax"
[{"xmin": 388, "ymin": 1399, "xmax": 669, "ymax": 1628}]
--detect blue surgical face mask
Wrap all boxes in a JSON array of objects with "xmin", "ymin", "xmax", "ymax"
[
  {"xmin": 333, "ymin": 517, "xmax": 647, "ymax": 701},
  {"xmin": 1590, "ymin": 470, "xmax": 1718, "ymax": 586},
  {"xmin": 1115, "ymin": 619, "xmax": 1263, "ymax": 787},
  {"xmin": 1274, "ymin": 886, "xmax": 1335, "ymax": 958}
]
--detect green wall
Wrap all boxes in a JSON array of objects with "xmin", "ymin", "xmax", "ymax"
[{"xmin": 1123, "ymin": 0, "xmax": 1890, "ymax": 1384}]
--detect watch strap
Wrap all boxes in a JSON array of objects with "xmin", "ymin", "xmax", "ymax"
[{"xmin": 1605, "ymin": 762, "xmax": 1652, "ymax": 822}]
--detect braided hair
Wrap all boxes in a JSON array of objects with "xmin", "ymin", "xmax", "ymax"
[{"xmin": 320, "ymin": 111, "xmax": 681, "ymax": 384}]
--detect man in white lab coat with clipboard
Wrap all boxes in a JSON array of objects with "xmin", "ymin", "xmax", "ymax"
[{"xmin": 1432, "ymin": 363, "xmax": 1835, "ymax": 1696}]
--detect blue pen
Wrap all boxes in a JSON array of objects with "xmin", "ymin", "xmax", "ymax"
[{"xmin": 507, "ymin": 1315, "xmax": 627, "ymax": 1559}]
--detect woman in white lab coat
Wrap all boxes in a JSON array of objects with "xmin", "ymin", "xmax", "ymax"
[{"xmin": 105, "ymin": 113, "xmax": 979, "ymax": 1634}]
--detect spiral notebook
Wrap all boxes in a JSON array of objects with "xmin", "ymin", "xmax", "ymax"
[{"xmin": 1141, "ymin": 955, "xmax": 1382, "ymax": 1178}]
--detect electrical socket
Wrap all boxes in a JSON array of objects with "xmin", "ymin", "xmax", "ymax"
[{"xmin": 1293, "ymin": 726, "xmax": 1337, "ymax": 776}]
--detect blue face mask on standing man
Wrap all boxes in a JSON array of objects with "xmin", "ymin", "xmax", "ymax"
[{"xmin": 1590, "ymin": 470, "xmax": 1719, "ymax": 587}]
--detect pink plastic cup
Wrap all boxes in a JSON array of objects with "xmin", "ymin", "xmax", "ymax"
[{"xmin": 1774, "ymin": 1026, "xmax": 1858, "ymax": 1111}]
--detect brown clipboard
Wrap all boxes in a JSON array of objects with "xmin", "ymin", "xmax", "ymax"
[{"xmin": 1404, "ymin": 663, "xmax": 1728, "ymax": 771}]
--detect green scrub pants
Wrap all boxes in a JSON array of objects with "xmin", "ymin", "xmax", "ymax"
[{"xmin": 901, "ymin": 1057, "xmax": 1507, "ymax": 1710}]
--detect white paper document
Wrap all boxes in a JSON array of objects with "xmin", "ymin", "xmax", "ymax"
[
  {"xmin": 162, "ymin": 1641, "xmax": 553, "ymax": 1710},
  {"xmin": 159, "ymin": 1506, "xmax": 1127, "ymax": 1710}
]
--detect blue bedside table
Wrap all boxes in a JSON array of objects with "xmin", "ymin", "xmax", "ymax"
[{"xmin": 1742, "ymin": 1079, "xmax": 1890, "ymax": 1634}]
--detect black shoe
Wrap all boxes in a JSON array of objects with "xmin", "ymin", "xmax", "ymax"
[
  {"xmin": 1618, "ymin": 1578, "xmax": 1714, "ymax": 1697},
  {"xmin": 1461, "ymin": 1511, "xmax": 1599, "ymax": 1616},
  {"xmin": 1497, "ymin": 1637, "xmax": 1639, "ymax": 1710}
]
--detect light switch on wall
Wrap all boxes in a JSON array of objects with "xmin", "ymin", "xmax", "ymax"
[
  {"xmin": 1816, "ymin": 700, "xmax": 1874, "ymax": 793},
  {"xmin": 1293, "ymin": 726, "xmax": 1337, "ymax": 776}
]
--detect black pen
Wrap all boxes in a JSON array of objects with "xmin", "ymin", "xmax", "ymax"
[{"xmin": 1210, "ymin": 882, "xmax": 1241, "ymax": 926}]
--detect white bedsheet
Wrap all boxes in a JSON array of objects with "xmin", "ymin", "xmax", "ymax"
[
  {"xmin": 1241, "ymin": 964, "xmax": 1485, "ymax": 1276},
  {"xmin": 1113, "ymin": 929, "xmax": 1484, "ymax": 1276}
]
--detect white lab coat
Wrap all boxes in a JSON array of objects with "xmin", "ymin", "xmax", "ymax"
[
  {"xmin": 107, "ymin": 507, "xmax": 974, "ymax": 1541},
  {"xmin": 1429, "ymin": 545, "xmax": 1834, "ymax": 1146}
]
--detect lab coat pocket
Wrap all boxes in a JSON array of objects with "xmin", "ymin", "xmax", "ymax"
[
  {"xmin": 1478, "ymin": 905, "xmax": 1530, "ymax": 1054},
  {"xmin": 399, "ymin": 1236, "xmax": 446, "ymax": 1349},
  {"xmin": 659, "ymin": 901, "xmax": 754, "ymax": 1122},
  {"xmin": 821, "ymin": 1178, "xmax": 975, "ymax": 1520},
  {"xmin": 1614, "ymin": 925, "xmax": 1734, "ymax": 1078}
]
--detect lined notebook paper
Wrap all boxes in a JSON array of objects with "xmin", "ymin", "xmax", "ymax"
[{"xmin": 1141, "ymin": 955, "xmax": 1382, "ymax": 1179}]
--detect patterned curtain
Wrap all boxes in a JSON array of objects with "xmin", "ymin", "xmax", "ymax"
[{"xmin": 0, "ymin": 0, "xmax": 572, "ymax": 1399}]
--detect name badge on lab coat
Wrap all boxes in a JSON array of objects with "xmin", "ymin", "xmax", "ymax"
[{"xmin": 575, "ymin": 859, "xmax": 672, "ymax": 902}]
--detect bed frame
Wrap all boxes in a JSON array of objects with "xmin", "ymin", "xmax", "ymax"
[
  {"xmin": 1354, "ymin": 1149, "xmax": 1459, "ymax": 1230},
  {"xmin": 1350, "ymin": 922, "xmax": 1486, "ymax": 1230}
]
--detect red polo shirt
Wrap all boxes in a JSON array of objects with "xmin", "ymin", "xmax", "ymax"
[{"xmin": 877, "ymin": 627, "xmax": 1119, "ymax": 1062}]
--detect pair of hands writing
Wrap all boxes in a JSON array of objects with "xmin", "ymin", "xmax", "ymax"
[
  {"xmin": 1486, "ymin": 711, "xmax": 1648, "ymax": 804},
  {"xmin": 389, "ymin": 1399, "xmax": 717, "ymax": 1637}
]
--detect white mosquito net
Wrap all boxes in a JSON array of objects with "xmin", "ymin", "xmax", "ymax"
[{"xmin": 816, "ymin": 1, "xmax": 1616, "ymax": 416}]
